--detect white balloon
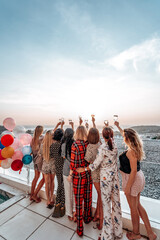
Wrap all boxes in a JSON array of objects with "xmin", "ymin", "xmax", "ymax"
[
  {"xmin": 12, "ymin": 126, "xmax": 26, "ymax": 138},
  {"xmin": 1, "ymin": 158, "xmax": 13, "ymax": 169}
]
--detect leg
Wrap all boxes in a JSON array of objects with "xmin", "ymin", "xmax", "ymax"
[
  {"xmin": 111, "ymin": 174, "xmax": 123, "ymax": 238},
  {"xmin": 30, "ymin": 170, "xmax": 40, "ymax": 198},
  {"xmin": 83, "ymin": 172, "xmax": 92, "ymax": 223},
  {"xmin": 137, "ymin": 193, "xmax": 157, "ymax": 240},
  {"xmin": 126, "ymin": 194, "xmax": 141, "ymax": 239},
  {"xmin": 44, "ymin": 174, "xmax": 51, "ymax": 205},
  {"xmin": 73, "ymin": 175, "xmax": 85, "ymax": 236},
  {"xmin": 50, "ymin": 173, "xmax": 55, "ymax": 203},
  {"xmin": 94, "ymin": 181, "xmax": 103, "ymax": 229},
  {"xmin": 33, "ymin": 174, "xmax": 45, "ymax": 198},
  {"xmin": 100, "ymin": 174, "xmax": 113, "ymax": 240},
  {"xmin": 63, "ymin": 175, "xmax": 74, "ymax": 218}
]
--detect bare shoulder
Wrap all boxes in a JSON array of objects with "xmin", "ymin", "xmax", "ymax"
[{"xmin": 127, "ymin": 149, "xmax": 137, "ymax": 160}]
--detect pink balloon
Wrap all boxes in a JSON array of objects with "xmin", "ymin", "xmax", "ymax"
[
  {"xmin": 19, "ymin": 133, "xmax": 32, "ymax": 146},
  {"xmin": 3, "ymin": 118, "xmax": 16, "ymax": 131},
  {"xmin": 12, "ymin": 150, "xmax": 23, "ymax": 160},
  {"xmin": 10, "ymin": 138, "xmax": 22, "ymax": 150}
]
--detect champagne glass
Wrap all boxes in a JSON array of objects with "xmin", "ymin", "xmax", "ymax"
[
  {"xmin": 113, "ymin": 115, "xmax": 118, "ymax": 122},
  {"xmin": 104, "ymin": 120, "xmax": 109, "ymax": 125},
  {"xmin": 91, "ymin": 114, "xmax": 95, "ymax": 118},
  {"xmin": 84, "ymin": 119, "xmax": 88, "ymax": 124}
]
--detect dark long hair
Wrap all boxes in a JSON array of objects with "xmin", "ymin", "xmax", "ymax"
[
  {"xmin": 61, "ymin": 128, "xmax": 74, "ymax": 158},
  {"xmin": 102, "ymin": 127, "xmax": 113, "ymax": 151}
]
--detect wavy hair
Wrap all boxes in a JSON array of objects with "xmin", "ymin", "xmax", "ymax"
[
  {"xmin": 124, "ymin": 128, "xmax": 145, "ymax": 161},
  {"xmin": 43, "ymin": 130, "xmax": 53, "ymax": 163},
  {"xmin": 32, "ymin": 125, "xmax": 43, "ymax": 151}
]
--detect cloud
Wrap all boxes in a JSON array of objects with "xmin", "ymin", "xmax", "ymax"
[
  {"xmin": 56, "ymin": 1, "xmax": 110, "ymax": 51},
  {"xmin": 107, "ymin": 38, "xmax": 160, "ymax": 71}
]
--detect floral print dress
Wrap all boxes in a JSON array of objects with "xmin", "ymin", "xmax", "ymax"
[{"xmin": 89, "ymin": 142, "xmax": 123, "ymax": 240}]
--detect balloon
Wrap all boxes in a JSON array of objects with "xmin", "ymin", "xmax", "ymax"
[
  {"xmin": 0, "ymin": 141, "xmax": 5, "ymax": 149},
  {"xmin": 0, "ymin": 130, "xmax": 14, "ymax": 138},
  {"xmin": 13, "ymin": 126, "xmax": 26, "ymax": 138},
  {"xmin": 19, "ymin": 133, "xmax": 32, "ymax": 146},
  {"xmin": 1, "ymin": 158, "xmax": 13, "ymax": 169},
  {"xmin": 3, "ymin": 117, "xmax": 16, "ymax": 131},
  {"xmin": 11, "ymin": 159, "xmax": 23, "ymax": 171},
  {"xmin": 22, "ymin": 145, "xmax": 32, "ymax": 156},
  {"xmin": 22, "ymin": 155, "xmax": 32, "ymax": 165},
  {"xmin": 12, "ymin": 150, "xmax": 23, "ymax": 160},
  {"xmin": 10, "ymin": 138, "xmax": 22, "ymax": 150},
  {"xmin": 1, "ymin": 134, "xmax": 14, "ymax": 147},
  {"xmin": 1, "ymin": 146, "xmax": 14, "ymax": 158},
  {"xmin": 0, "ymin": 149, "xmax": 5, "ymax": 160}
]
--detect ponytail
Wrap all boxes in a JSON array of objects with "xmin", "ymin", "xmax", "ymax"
[
  {"xmin": 108, "ymin": 137, "xmax": 113, "ymax": 151},
  {"xmin": 102, "ymin": 127, "xmax": 114, "ymax": 151}
]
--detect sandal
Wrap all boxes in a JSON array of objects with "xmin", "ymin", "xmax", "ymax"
[
  {"xmin": 47, "ymin": 204, "xmax": 54, "ymax": 209},
  {"xmin": 126, "ymin": 231, "xmax": 141, "ymax": 240}
]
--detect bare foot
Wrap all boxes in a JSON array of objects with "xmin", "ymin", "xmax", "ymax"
[
  {"xmin": 148, "ymin": 232, "xmax": 157, "ymax": 240},
  {"xmin": 30, "ymin": 196, "xmax": 41, "ymax": 203},
  {"xmin": 126, "ymin": 231, "xmax": 141, "ymax": 240}
]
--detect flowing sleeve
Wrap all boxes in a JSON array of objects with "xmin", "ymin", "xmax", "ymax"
[
  {"xmin": 70, "ymin": 143, "xmax": 77, "ymax": 171},
  {"xmin": 89, "ymin": 146, "xmax": 103, "ymax": 171}
]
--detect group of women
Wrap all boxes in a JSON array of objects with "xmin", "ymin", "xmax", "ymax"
[{"xmin": 29, "ymin": 117, "xmax": 157, "ymax": 240}]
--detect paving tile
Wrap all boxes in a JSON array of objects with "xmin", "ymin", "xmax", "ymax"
[
  {"xmin": 0, "ymin": 209, "xmax": 45, "ymax": 240},
  {"xmin": 17, "ymin": 196, "xmax": 32, "ymax": 208},
  {"xmin": 28, "ymin": 219, "xmax": 74, "ymax": 240},
  {"xmin": 27, "ymin": 199, "xmax": 53, "ymax": 217},
  {"xmin": 0, "ymin": 204, "xmax": 24, "ymax": 226},
  {"xmin": 71, "ymin": 232, "xmax": 93, "ymax": 240},
  {"xmin": 83, "ymin": 221, "xmax": 100, "ymax": 240},
  {"xmin": 50, "ymin": 214, "xmax": 77, "ymax": 230}
]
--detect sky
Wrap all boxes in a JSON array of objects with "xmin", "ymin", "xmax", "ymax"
[{"xmin": 0, "ymin": 0, "xmax": 160, "ymax": 126}]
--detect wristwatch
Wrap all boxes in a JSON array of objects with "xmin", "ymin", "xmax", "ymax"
[{"xmin": 85, "ymin": 167, "xmax": 88, "ymax": 171}]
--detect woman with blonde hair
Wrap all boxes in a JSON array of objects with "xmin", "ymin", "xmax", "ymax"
[
  {"xmin": 115, "ymin": 122, "xmax": 157, "ymax": 240},
  {"xmin": 68, "ymin": 125, "xmax": 92, "ymax": 237},
  {"xmin": 41, "ymin": 130, "xmax": 55, "ymax": 208},
  {"xmin": 30, "ymin": 125, "xmax": 44, "ymax": 203}
]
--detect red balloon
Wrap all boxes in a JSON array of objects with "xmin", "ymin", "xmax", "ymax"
[
  {"xmin": 11, "ymin": 159, "xmax": 23, "ymax": 171},
  {"xmin": 0, "ymin": 150, "xmax": 5, "ymax": 160},
  {"xmin": 1, "ymin": 134, "xmax": 14, "ymax": 147}
]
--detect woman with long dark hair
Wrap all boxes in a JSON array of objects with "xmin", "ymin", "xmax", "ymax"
[
  {"xmin": 77, "ymin": 127, "xmax": 123, "ymax": 240},
  {"xmin": 61, "ymin": 126, "xmax": 76, "ymax": 221}
]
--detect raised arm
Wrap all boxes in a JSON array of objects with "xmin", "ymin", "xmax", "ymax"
[
  {"xmin": 53, "ymin": 122, "xmax": 61, "ymax": 133},
  {"xmin": 92, "ymin": 116, "xmax": 96, "ymax": 128},
  {"xmin": 69, "ymin": 121, "xmax": 74, "ymax": 131},
  {"xmin": 114, "ymin": 121, "xmax": 123, "ymax": 136}
]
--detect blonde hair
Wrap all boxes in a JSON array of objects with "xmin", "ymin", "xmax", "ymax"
[
  {"xmin": 124, "ymin": 128, "xmax": 145, "ymax": 161},
  {"xmin": 74, "ymin": 126, "xmax": 87, "ymax": 141},
  {"xmin": 32, "ymin": 126, "xmax": 43, "ymax": 151},
  {"xmin": 43, "ymin": 130, "xmax": 53, "ymax": 163}
]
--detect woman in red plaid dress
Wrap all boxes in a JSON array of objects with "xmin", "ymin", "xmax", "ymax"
[{"xmin": 68, "ymin": 126, "xmax": 93, "ymax": 237}]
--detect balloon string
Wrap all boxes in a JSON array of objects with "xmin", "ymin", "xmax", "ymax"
[{"xmin": 19, "ymin": 169, "xmax": 22, "ymax": 174}]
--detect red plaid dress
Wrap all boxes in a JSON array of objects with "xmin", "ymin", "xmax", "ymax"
[{"xmin": 70, "ymin": 140, "xmax": 92, "ymax": 236}]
